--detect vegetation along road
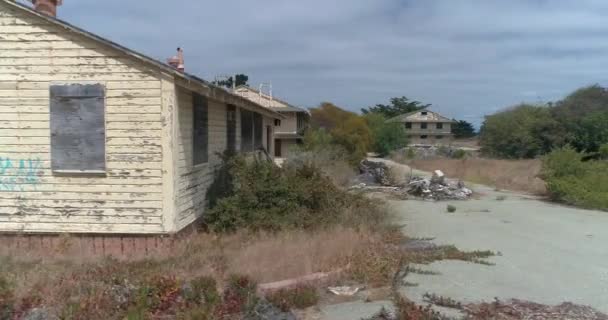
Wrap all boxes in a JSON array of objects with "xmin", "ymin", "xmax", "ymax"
[{"xmin": 391, "ymin": 177, "xmax": 608, "ymax": 315}]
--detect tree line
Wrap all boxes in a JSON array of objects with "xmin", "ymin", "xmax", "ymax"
[
  {"xmin": 305, "ymin": 96, "xmax": 475, "ymax": 164},
  {"xmin": 479, "ymin": 85, "xmax": 608, "ymax": 159}
]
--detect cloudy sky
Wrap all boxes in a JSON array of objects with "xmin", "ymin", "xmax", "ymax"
[{"xmin": 22, "ymin": 0, "xmax": 608, "ymax": 126}]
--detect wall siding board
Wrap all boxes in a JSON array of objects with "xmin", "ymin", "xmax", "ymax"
[
  {"xmin": 174, "ymin": 87, "xmax": 227, "ymax": 231},
  {"xmin": 0, "ymin": 5, "xmax": 164, "ymax": 234}
]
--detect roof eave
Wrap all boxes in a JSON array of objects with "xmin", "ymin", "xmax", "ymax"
[{"xmin": 2, "ymin": 0, "xmax": 283, "ymax": 119}]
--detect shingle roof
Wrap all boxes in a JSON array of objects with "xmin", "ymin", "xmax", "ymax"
[{"xmin": 1, "ymin": 0, "xmax": 282, "ymax": 119}]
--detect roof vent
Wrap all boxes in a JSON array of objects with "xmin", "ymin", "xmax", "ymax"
[
  {"xmin": 31, "ymin": 0, "xmax": 63, "ymax": 17},
  {"xmin": 167, "ymin": 48, "xmax": 185, "ymax": 72}
]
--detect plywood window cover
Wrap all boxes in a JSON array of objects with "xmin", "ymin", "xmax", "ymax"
[{"xmin": 50, "ymin": 83, "xmax": 107, "ymax": 175}]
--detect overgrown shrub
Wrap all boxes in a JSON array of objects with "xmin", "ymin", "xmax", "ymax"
[
  {"xmin": 288, "ymin": 129, "xmax": 356, "ymax": 187},
  {"xmin": 184, "ymin": 276, "xmax": 219, "ymax": 310},
  {"xmin": 452, "ymin": 149, "xmax": 467, "ymax": 159},
  {"xmin": 217, "ymin": 275, "xmax": 258, "ymax": 317},
  {"xmin": 205, "ymin": 155, "xmax": 387, "ymax": 233},
  {"xmin": 599, "ymin": 143, "xmax": 608, "ymax": 160},
  {"xmin": 265, "ymin": 286, "xmax": 319, "ymax": 311},
  {"xmin": 365, "ymin": 113, "xmax": 408, "ymax": 157},
  {"xmin": 542, "ymin": 147, "xmax": 608, "ymax": 210}
]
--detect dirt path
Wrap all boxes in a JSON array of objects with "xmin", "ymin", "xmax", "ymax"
[{"xmin": 382, "ymin": 158, "xmax": 608, "ymax": 315}]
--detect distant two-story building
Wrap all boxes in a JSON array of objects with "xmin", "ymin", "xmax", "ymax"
[
  {"xmin": 235, "ymin": 86, "xmax": 309, "ymax": 159},
  {"xmin": 388, "ymin": 109, "xmax": 455, "ymax": 145}
]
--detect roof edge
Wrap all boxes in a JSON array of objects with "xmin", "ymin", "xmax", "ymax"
[{"xmin": 1, "ymin": 0, "xmax": 282, "ymax": 119}]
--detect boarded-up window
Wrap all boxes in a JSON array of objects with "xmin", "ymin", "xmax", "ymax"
[
  {"xmin": 253, "ymin": 112, "xmax": 263, "ymax": 149},
  {"xmin": 193, "ymin": 93, "xmax": 208, "ymax": 165},
  {"xmin": 227, "ymin": 105, "xmax": 237, "ymax": 153},
  {"xmin": 241, "ymin": 109, "xmax": 253, "ymax": 152},
  {"xmin": 50, "ymin": 84, "xmax": 105, "ymax": 173}
]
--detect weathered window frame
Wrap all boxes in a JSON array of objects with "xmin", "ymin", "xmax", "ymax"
[
  {"xmin": 226, "ymin": 104, "xmax": 237, "ymax": 153},
  {"xmin": 50, "ymin": 83, "xmax": 106, "ymax": 175},
  {"xmin": 240, "ymin": 109, "xmax": 264, "ymax": 152},
  {"xmin": 192, "ymin": 93, "xmax": 209, "ymax": 166},
  {"xmin": 241, "ymin": 109, "xmax": 254, "ymax": 152}
]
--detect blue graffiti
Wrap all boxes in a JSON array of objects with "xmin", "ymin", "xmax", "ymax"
[{"xmin": 0, "ymin": 157, "xmax": 42, "ymax": 191}]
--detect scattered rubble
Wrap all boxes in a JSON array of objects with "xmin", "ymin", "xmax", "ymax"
[
  {"xmin": 355, "ymin": 160, "xmax": 473, "ymax": 201},
  {"xmin": 359, "ymin": 160, "xmax": 394, "ymax": 186},
  {"xmin": 408, "ymin": 170, "xmax": 473, "ymax": 201}
]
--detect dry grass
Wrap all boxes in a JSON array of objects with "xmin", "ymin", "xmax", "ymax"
[
  {"xmin": 0, "ymin": 228, "xmax": 377, "ymax": 305},
  {"xmin": 404, "ymin": 158, "xmax": 547, "ymax": 195}
]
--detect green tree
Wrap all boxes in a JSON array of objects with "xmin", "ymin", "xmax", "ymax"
[
  {"xmin": 551, "ymin": 85, "xmax": 608, "ymax": 153},
  {"xmin": 451, "ymin": 120, "xmax": 476, "ymax": 138},
  {"xmin": 571, "ymin": 112, "xmax": 608, "ymax": 153},
  {"xmin": 479, "ymin": 104, "xmax": 564, "ymax": 159},
  {"xmin": 364, "ymin": 113, "xmax": 408, "ymax": 156},
  {"xmin": 361, "ymin": 96, "xmax": 430, "ymax": 118},
  {"xmin": 309, "ymin": 102, "xmax": 372, "ymax": 164},
  {"xmin": 214, "ymin": 74, "xmax": 249, "ymax": 89}
]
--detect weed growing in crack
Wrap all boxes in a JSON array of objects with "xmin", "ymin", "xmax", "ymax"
[
  {"xmin": 407, "ymin": 266, "xmax": 441, "ymax": 276},
  {"xmin": 423, "ymin": 293, "xmax": 464, "ymax": 310}
]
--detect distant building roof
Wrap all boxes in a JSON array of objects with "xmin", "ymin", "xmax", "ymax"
[{"xmin": 387, "ymin": 109, "xmax": 455, "ymax": 123}]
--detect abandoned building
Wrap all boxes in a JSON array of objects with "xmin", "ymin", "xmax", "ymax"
[
  {"xmin": 235, "ymin": 86, "xmax": 309, "ymax": 159},
  {"xmin": 0, "ymin": 0, "xmax": 282, "ymax": 234},
  {"xmin": 388, "ymin": 109, "xmax": 455, "ymax": 145}
]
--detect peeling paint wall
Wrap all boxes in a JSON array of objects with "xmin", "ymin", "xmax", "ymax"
[
  {"xmin": 0, "ymin": 3, "xmax": 165, "ymax": 233},
  {"xmin": 174, "ymin": 86, "xmax": 276, "ymax": 230}
]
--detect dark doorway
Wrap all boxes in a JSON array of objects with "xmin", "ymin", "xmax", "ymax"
[{"xmin": 275, "ymin": 139, "xmax": 282, "ymax": 157}]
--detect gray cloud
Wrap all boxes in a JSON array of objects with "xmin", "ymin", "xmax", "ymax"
[{"xmin": 21, "ymin": 0, "xmax": 608, "ymax": 126}]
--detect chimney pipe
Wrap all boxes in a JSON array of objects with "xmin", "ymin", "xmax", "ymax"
[
  {"xmin": 31, "ymin": 0, "xmax": 63, "ymax": 17},
  {"xmin": 167, "ymin": 48, "xmax": 185, "ymax": 72}
]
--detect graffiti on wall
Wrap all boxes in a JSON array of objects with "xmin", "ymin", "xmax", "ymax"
[{"xmin": 0, "ymin": 157, "xmax": 43, "ymax": 191}]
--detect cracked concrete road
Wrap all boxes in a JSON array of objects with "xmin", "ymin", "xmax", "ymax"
[{"xmin": 391, "ymin": 182, "xmax": 608, "ymax": 314}]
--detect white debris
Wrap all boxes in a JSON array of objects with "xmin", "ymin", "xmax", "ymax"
[
  {"xmin": 328, "ymin": 286, "xmax": 362, "ymax": 296},
  {"xmin": 408, "ymin": 170, "xmax": 473, "ymax": 200}
]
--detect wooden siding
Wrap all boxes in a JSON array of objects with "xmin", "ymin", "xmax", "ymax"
[
  {"xmin": 174, "ymin": 86, "xmax": 277, "ymax": 231},
  {"xmin": 174, "ymin": 87, "xmax": 227, "ymax": 230},
  {"xmin": 0, "ymin": 4, "xmax": 165, "ymax": 233}
]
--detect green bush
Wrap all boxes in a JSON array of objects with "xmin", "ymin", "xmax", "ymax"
[
  {"xmin": 447, "ymin": 205, "xmax": 457, "ymax": 213},
  {"xmin": 542, "ymin": 147, "xmax": 608, "ymax": 210},
  {"xmin": 365, "ymin": 113, "xmax": 408, "ymax": 157},
  {"xmin": 205, "ymin": 155, "xmax": 386, "ymax": 233},
  {"xmin": 265, "ymin": 286, "xmax": 319, "ymax": 311},
  {"xmin": 600, "ymin": 144, "xmax": 608, "ymax": 160},
  {"xmin": 452, "ymin": 149, "xmax": 467, "ymax": 159},
  {"xmin": 185, "ymin": 276, "xmax": 219, "ymax": 308},
  {"xmin": 406, "ymin": 148, "xmax": 416, "ymax": 159}
]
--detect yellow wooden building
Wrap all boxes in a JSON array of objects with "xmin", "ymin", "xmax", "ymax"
[{"xmin": 0, "ymin": 0, "xmax": 282, "ymax": 234}]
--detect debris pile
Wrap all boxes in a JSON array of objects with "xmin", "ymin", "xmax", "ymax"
[
  {"xmin": 359, "ymin": 160, "xmax": 393, "ymax": 186},
  {"xmin": 353, "ymin": 160, "xmax": 472, "ymax": 201},
  {"xmin": 408, "ymin": 170, "xmax": 473, "ymax": 200}
]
